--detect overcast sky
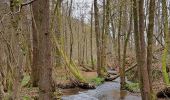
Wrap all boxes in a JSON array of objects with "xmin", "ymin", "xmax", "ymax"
[{"xmin": 73, "ymin": 0, "xmax": 93, "ymax": 22}]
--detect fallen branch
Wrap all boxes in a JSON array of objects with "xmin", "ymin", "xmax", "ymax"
[
  {"xmin": 105, "ymin": 63, "xmax": 137, "ymax": 81},
  {"xmin": 21, "ymin": 0, "xmax": 37, "ymax": 7}
]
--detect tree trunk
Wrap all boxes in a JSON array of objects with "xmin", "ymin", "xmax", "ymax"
[
  {"xmin": 10, "ymin": 0, "xmax": 23, "ymax": 99},
  {"xmin": 147, "ymin": 0, "xmax": 155, "ymax": 96},
  {"xmin": 118, "ymin": 1, "xmax": 123, "ymax": 89},
  {"xmin": 162, "ymin": 0, "xmax": 170, "ymax": 85},
  {"xmin": 94, "ymin": 0, "xmax": 106, "ymax": 77},
  {"xmin": 138, "ymin": 0, "xmax": 152, "ymax": 99},
  {"xmin": 55, "ymin": 0, "xmax": 62, "ymax": 68},
  {"xmin": 121, "ymin": 3, "xmax": 132, "ymax": 89},
  {"xmin": 90, "ymin": 4, "xmax": 95, "ymax": 70},
  {"xmin": 32, "ymin": 0, "xmax": 53, "ymax": 99},
  {"xmin": 68, "ymin": 0, "xmax": 73, "ymax": 62}
]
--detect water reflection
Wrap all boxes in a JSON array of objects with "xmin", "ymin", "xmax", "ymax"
[
  {"xmin": 62, "ymin": 82, "xmax": 141, "ymax": 100},
  {"xmin": 120, "ymin": 90, "xmax": 127, "ymax": 100}
]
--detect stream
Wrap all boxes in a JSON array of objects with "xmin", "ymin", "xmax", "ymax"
[{"xmin": 62, "ymin": 78, "xmax": 141, "ymax": 100}]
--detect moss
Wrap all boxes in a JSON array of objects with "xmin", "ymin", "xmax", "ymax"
[
  {"xmin": 89, "ymin": 77, "xmax": 104, "ymax": 86},
  {"xmin": 21, "ymin": 74, "xmax": 30, "ymax": 87},
  {"xmin": 125, "ymin": 82, "xmax": 140, "ymax": 93},
  {"xmin": 22, "ymin": 96, "xmax": 32, "ymax": 100}
]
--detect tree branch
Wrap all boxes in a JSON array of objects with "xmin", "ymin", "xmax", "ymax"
[{"xmin": 21, "ymin": 0, "xmax": 37, "ymax": 7}]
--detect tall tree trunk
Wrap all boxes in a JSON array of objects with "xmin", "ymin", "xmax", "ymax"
[
  {"xmin": 101, "ymin": 0, "xmax": 107, "ymax": 73},
  {"xmin": 55, "ymin": 0, "xmax": 62, "ymax": 68},
  {"xmin": 162, "ymin": 0, "xmax": 170, "ymax": 85},
  {"xmin": 31, "ymin": 1, "xmax": 39, "ymax": 87},
  {"xmin": 90, "ymin": 4, "xmax": 95, "ymax": 69},
  {"xmin": 104, "ymin": 0, "xmax": 110, "ymax": 71},
  {"xmin": 147, "ymin": 0, "xmax": 155, "ymax": 96},
  {"xmin": 94, "ymin": 0, "xmax": 102, "ymax": 77},
  {"xmin": 118, "ymin": 1, "xmax": 123, "ymax": 89},
  {"xmin": 69, "ymin": 0, "xmax": 73, "ymax": 62},
  {"xmin": 121, "ymin": 3, "xmax": 132, "ymax": 89},
  {"xmin": 138, "ymin": 0, "xmax": 151, "ymax": 99},
  {"xmin": 32, "ymin": 0, "xmax": 53, "ymax": 99},
  {"xmin": 10, "ymin": 0, "xmax": 23, "ymax": 99}
]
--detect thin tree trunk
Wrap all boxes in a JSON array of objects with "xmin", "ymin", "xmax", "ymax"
[
  {"xmin": 138, "ymin": 0, "xmax": 151, "ymax": 99},
  {"xmin": 147, "ymin": 0, "xmax": 155, "ymax": 97},
  {"xmin": 94, "ymin": 0, "xmax": 102, "ymax": 77},
  {"xmin": 162, "ymin": 0, "xmax": 170, "ymax": 85},
  {"xmin": 121, "ymin": 3, "xmax": 132, "ymax": 89},
  {"xmin": 118, "ymin": 1, "xmax": 123, "ymax": 89},
  {"xmin": 69, "ymin": 0, "xmax": 73, "ymax": 62},
  {"xmin": 90, "ymin": 4, "xmax": 95, "ymax": 69},
  {"xmin": 55, "ymin": 0, "xmax": 62, "ymax": 68}
]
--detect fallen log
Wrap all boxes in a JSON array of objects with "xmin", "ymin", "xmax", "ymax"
[
  {"xmin": 105, "ymin": 63, "xmax": 137, "ymax": 81},
  {"xmin": 81, "ymin": 66, "xmax": 94, "ymax": 72}
]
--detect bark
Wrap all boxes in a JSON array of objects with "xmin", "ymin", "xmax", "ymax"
[
  {"xmin": 10, "ymin": 0, "xmax": 23, "ymax": 99},
  {"xmin": 55, "ymin": 0, "xmax": 62, "ymax": 68},
  {"xmin": 90, "ymin": 4, "xmax": 95, "ymax": 69},
  {"xmin": 101, "ymin": 0, "xmax": 106, "ymax": 72},
  {"xmin": 32, "ymin": 0, "xmax": 53, "ymax": 99},
  {"xmin": 147, "ymin": 0, "xmax": 155, "ymax": 96},
  {"xmin": 121, "ymin": 3, "xmax": 132, "ymax": 89},
  {"xmin": 68, "ymin": 0, "xmax": 73, "ymax": 62},
  {"xmin": 118, "ymin": 1, "xmax": 123, "ymax": 89},
  {"xmin": 138, "ymin": 0, "xmax": 152, "ymax": 99},
  {"xmin": 104, "ymin": 0, "xmax": 110, "ymax": 69},
  {"xmin": 31, "ymin": 0, "xmax": 39, "ymax": 87},
  {"xmin": 162, "ymin": 0, "xmax": 170, "ymax": 85},
  {"xmin": 94, "ymin": 0, "xmax": 101, "ymax": 77}
]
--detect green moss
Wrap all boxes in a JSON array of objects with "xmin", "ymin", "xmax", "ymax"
[
  {"xmin": 21, "ymin": 74, "xmax": 30, "ymax": 87},
  {"xmin": 22, "ymin": 96, "xmax": 32, "ymax": 100},
  {"xmin": 125, "ymin": 82, "xmax": 140, "ymax": 93},
  {"xmin": 89, "ymin": 77, "xmax": 104, "ymax": 86}
]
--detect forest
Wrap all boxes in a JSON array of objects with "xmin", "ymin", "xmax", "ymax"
[{"xmin": 0, "ymin": 0, "xmax": 170, "ymax": 100}]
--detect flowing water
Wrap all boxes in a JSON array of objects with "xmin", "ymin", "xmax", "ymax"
[{"xmin": 62, "ymin": 78, "xmax": 141, "ymax": 100}]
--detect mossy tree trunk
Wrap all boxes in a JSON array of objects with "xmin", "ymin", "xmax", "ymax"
[
  {"xmin": 55, "ymin": 0, "xmax": 62, "ymax": 68},
  {"xmin": 161, "ymin": 0, "xmax": 170, "ymax": 85},
  {"xmin": 147, "ymin": 0, "xmax": 155, "ymax": 97},
  {"xmin": 10, "ymin": 0, "xmax": 24, "ymax": 99}
]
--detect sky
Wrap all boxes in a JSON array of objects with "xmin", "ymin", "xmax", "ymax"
[{"xmin": 72, "ymin": 0, "xmax": 93, "ymax": 22}]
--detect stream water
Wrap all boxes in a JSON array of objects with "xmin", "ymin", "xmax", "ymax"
[{"xmin": 62, "ymin": 78, "xmax": 141, "ymax": 100}]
